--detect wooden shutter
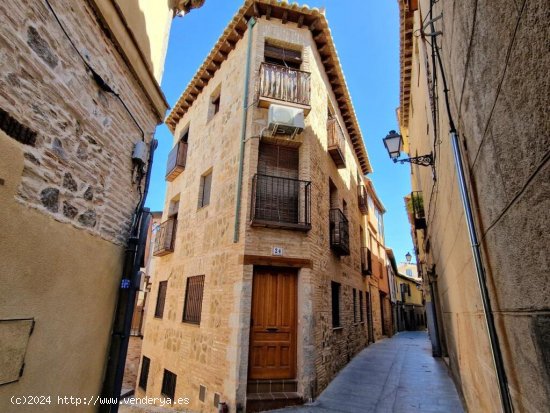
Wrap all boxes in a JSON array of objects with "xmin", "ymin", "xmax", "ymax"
[
  {"xmin": 183, "ymin": 275, "xmax": 205, "ymax": 324},
  {"xmin": 155, "ymin": 281, "xmax": 167, "ymax": 318},
  {"xmin": 258, "ymin": 143, "xmax": 298, "ymax": 178}
]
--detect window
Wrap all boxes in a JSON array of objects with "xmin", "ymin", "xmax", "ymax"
[
  {"xmin": 138, "ymin": 356, "xmax": 150, "ymax": 390},
  {"xmin": 264, "ymin": 42, "xmax": 302, "ymax": 69},
  {"xmin": 199, "ymin": 385, "xmax": 206, "ymax": 402},
  {"xmin": 359, "ymin": 291, "xmax": 364, "ymax": 322},
  {"xmin": 353, "ymin": 288, "xmax": 357, "ymax": 323},
  {"xmin": 209, "ymin": 86, "xmax": 221, "ymax": 120},
  {"xmin": 161, "ymin": 369, "xmax": 177, "ymax": 400},
  {"xmin": 155, "ymin": 281, "xmax": 167, "ymax": 318},
  {"xmin": 408, "ymin": 284, "xmax": 411, "ymax": 296},
  {"xmin": 198, "ymin": 171, "xmax": 212, "ymax": 208},
  {"xmin": 183, "ymin": 275, "xmax": 205, "ymax": 324},
  {"xmin": 331, "ymin": 281, "xmax": 341, "ymax": 328},
  {"xmin": 406, "ymin": 269, "xmax": 413, "ymax": 277}
]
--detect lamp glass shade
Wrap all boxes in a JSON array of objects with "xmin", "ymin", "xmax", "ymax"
[
  {"xmin": 383, "ymin": 130, "xmax": 403, "ymax": 159},
  {"xmin": 405, "ymin": 252, "xmax": 412, "ymax": 263}
]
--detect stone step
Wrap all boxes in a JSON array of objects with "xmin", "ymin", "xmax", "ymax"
[
  {"xmin": 246, "ymin": 392, "xmax": 303, "ymax": 413},
  {"xmin": 247, "ymin": 379, "xmax": 298, "ymax": 394}
]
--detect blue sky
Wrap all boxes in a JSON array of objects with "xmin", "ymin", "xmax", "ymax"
[{"xmin": 146, "ymin": 0, "xmax": 414, "ymax": 264}]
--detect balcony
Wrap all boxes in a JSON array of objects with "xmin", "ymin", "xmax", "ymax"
[
  {"xmin": 329, "ymin": 208, "xmax": 350, "ymax": 256},
  {"xmin": 327, "ymin": 118, "xmax": 346, "ymax": 168},
  {"xmin": 258, "ymin": 62, "xmax": 311, "ymax": 112},
  {"xmin": 153, "ymin": 218, "xmax": 177, "ymax": 256},
  {"xmin": 361, "ymin": 247, "xmax": 372, "ymax": 275},
  {"xmin": 358, "ymin": 185, "xmax": 368, "ymax": 215},
  {"xmin": 251, "ymin": 174, "xmax": 311, "ymax": 231},
  {"xmin": 165, "ymin": 141, "xmax": 188, "ymax": 181},
  {"xmin": 411, "ymin": 191, "xmax": 426, "ymax": 230}
]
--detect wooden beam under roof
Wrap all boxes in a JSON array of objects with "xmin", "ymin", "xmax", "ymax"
[
  {"xmin": 266, "ymin": 5, "xmax": 271, "ymax": 20},
  {"xmin": 282, "ymin": 10, "xmax": 288, "ymax": 24}
]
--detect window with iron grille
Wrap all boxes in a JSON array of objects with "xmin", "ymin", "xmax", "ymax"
[
  {"xmin": 155, "ymin": 281, "xmax": 167, "ymax": 319},
  {"xmin": 183, "ymin": 275, "xmax": 205, "ymax": 324},
  {"xmin": 161, "ymin": 369, "xmax": 177, "ymax": 400},
  {"xmin": 353, "ymin": 288, "xmax": 357, "ymax": 323},
  {"xmin": 331, "ymin": 281, "xmax": 341, "ymax": 328},
  {"xmin": 138, "ymin": 356, "xmax": 150, "ymax": 390},
  {"xmin": 198, "ymin": 171, "xmax": 212, "ymax": 208},
  {"xmin": 359, "ymin": 291, "xmax": 364, "ymax": 322}
]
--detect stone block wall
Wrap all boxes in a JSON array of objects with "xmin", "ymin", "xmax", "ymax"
[
  {"xmin": 405, "ymin": 0, "xmax": 550, "ymax": 411},
  {"xmin": 0, "ymin": 1, "xmax": 163, "ymax": 409}
]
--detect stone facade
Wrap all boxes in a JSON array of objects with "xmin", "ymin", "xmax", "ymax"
[
  {"xmin": 398, "ymin": 0, "xmax": 549, "ymax": 412},
  {"xmin": 138, "ymin": 3, "xmax": 391, "ymax": 412},
  {"xmin": 0, "ymin": 0, "xmax": 173, "ymax": 410}
]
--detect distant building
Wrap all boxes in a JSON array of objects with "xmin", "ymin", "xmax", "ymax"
[
  {"xmin": 394, "ymin": 273, "xmax": 425, "ymax": 331},
  {"xmin": 397, "ymin": 261, "xmax": 418, "ymax": 280}
]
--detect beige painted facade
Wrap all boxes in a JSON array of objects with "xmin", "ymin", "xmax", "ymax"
[
  {"xmin": 398, "ymin": 0, "xmax": 549, "ymax": 412},
  {"xmin": 0, "ymin": 0, "xmax": 176, "ymax": 410},
  {"xmin": 138, "ymin": 1, "xmax": 391, "ymax": 411}
]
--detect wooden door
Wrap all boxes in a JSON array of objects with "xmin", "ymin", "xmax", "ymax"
[{"xmin": 249, "ymin": 267, "xmax": 297, "ymax": 380}]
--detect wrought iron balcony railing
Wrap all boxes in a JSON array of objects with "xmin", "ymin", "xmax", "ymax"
[
  {"xmin": 329, "ymin": 208, "xmax": 350, "ymax": 256},
  {"xmin": 258, "ymin": 62, "xmax": 311, "ymax": 108},
  {"xmin": 411, "ymin": 191, "xmax": 426, "ymax": 230},
  {"xmin": 251, "ymin": 174, "xmax": 311, "ymax": 231},
  {"xmin": 358, "ymin": 184, "xmax": 368, "ymax": 215},
  {"xmin": 327, "ymin": 118, "xmax": 346, "ymax": 168},
  {"xmin": 165, "ymin": 141, "xmax": 188, "ymax": 181},
  {"xmin": 361, "ymin": 247, "xmax": 373, "ymax": 275},
  {"xmin": 153, "ymin": 218, "xmax": 177, "ymax": 256}
]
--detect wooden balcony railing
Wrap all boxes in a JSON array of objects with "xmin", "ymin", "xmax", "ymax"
[
  {"xmin": 411, "ymin": 191, "xmax": 426, "ymax": 230},
  {"xmin": 329, "ymin": 208, "xmax": 350, "ymax": 256},
  {"xmin": 358, "ymin": 185, "xmax": 368, "ymax": 215},
  {"xmin": 165, "ymin": 141, "xmax": 188, "ymax": 181},
  {"xmin": 361, "ymin": 247, "xmax": 373, "ymax": 275},
  {"xmin": 251, "ymin": 174, "xmax": 311, "ymax": 231},
  {"xmin": 258, "ymin": 62, "xmax": 311, "ymax": 108},
  {"xmin": 153, "ymin": 218, "xmax": 177, "ymax": 256},
  {"xmin": 327, "ymin": 118, "xmax": 346, "ymax": 168}
]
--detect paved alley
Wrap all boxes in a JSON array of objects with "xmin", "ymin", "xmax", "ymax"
[{"xmin": 273, "ymin": 331, "xmax": 464, "ymax": 413}]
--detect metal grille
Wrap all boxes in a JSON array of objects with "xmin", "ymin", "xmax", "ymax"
[
  {"xmin": 155, "ymin": 281, "xmax": 167, "ymax": 318},
  {"xmin": 329, "ymin": 208, "xmax": 350, "ymax": 256},
  {"xmin": 153, "ymin": 218, "xmax": 177, "ymax": 256},
  {"xmin": 251, "ymin": 174, "xmax": 311, "ymax": 230},
  {"xmin": 259, "ymin": 62, "xmax": 311, "ymax": 106},
  {"xmin": 327, "ymin": 118, "xmax": 346, "ymax": 168},
  {"xmin": 138, "ymin": 356, "xmax": 150, "ymax": 390},
  {"xmin": 411, "ymin": 191, "xmax": 426, "ymax": 229},
  {"xmin": 161, "ymin": 369, "xmax": 177, "ymax": 400},
  {"xmin": 358, "ymin": 185, "xmax": 368, "ymax": 214},
  {"xmin": 183, "ymin": 275, "xmax": 205, "ymax": 324},
  {"xmin": 361, "ymin": 247, "xmax": 373, "ymax": 275}
]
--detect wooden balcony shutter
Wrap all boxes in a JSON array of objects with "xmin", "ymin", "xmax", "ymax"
[
  {"xmin": 258, "ymin": 142, "xmax": 298, "ymax": 178},
  {"xmin": 183, "ymin": 275, "xmax": 205, "ymax": 324}
]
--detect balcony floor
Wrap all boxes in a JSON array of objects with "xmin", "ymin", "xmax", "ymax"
[{"xmin": 251, "ymin": 219, "xmax": 311, "ymax": 232}]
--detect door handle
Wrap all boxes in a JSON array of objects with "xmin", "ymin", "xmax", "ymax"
[{"xmin": 265, "ymin": 327, "xmax": 279, "ymax": 332}]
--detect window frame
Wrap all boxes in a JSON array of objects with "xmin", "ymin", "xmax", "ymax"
[
  {"xmin": 138, "ymin": 356, "xmax": 150, "ymax": 391},
  {"xmin": 198, "ymin": 170, "xmax": 212, "ymax": 209},
  {"xmin": 182, "ymin": 275, "xmax": 205, "ymax": 325},
  {"xmin": 161, "ymin": 369, "xmax": 177, "ymax": 400}
]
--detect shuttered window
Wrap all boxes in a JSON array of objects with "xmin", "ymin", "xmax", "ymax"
[
  {"xmin": 161, "ymin": 369, "xmax": 177, "ymax": 399},
  {"xmin": 353, "ymin": 288, "xmax": 357, "ymax": 323},
  {"xmin": 199, "ymin": 171, "xmax": 212, "ymax": 208},
  {"xmin": 183, "ymin": 275, "xmax": 205, "ymax": 324},
  {"xmin": 138, "ymin": 356, "xmax": 150, "ymax": 390},
  {"xmin": 264, "ymin": 43, "xmax": 302, "ymax": 69},
  {"xmin": 331, "ymin": 281, "xmax": 341, "ymax": 328},
  {"xmin": 155, "ymin": 281, "xmax": 167, "ymax": 318},
  {"xmin": 359, "ymin": 291, "xmax": 364, "ymax": 322},
  {"xmin": 258, "ymin": 143, "xmax": 299, "ymax": 178}
]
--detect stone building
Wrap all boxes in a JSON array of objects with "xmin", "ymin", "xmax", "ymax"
[
  {"xmin": 397, "ymin": 0, "xmax": 549, "ymax": 411},
  {"xmin": 394, "ymin": 272, "xmax": 425, "ymax": 332},
  {"xmin": 0, "ymin": 0, "xmax": 204, "ymax": 411},
  {"xmin": 137, "ymin": 1, "xmax": 390, "ymax": 411}
]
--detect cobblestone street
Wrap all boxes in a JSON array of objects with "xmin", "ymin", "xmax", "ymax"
[{"xmin": 273, "ymin": 331, "xmax": 463, "ymax": 413}]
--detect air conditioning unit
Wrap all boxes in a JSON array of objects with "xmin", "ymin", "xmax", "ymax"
[{"xmin": 268, "ymin": 104, "xmax": 305, "ymax": 138}]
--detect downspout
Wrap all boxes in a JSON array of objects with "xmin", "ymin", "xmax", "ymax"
[
  {"xmin": 100, "ymin": 139, "xmax": 158, "ymax": 412},
  {"xmin": 233, "ymin": 16, "xmax": 256, "ymax": 243},
  {"xmin": 426, "ymin": 2, "xmax": 513, "ymax": 407}
]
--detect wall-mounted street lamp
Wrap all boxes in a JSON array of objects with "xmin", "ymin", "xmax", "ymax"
[
  {"xmin": 405, "ymin": 251, "xmax": 412, "ymax": 263},
  {"xmin": 383, "ymin": 130, "xmax": 434, "ymax": 166}
]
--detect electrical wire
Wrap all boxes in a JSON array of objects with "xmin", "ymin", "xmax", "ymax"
[{"xmin": 43, "ymin": 0, "xmax": 145, "ymax": 141}]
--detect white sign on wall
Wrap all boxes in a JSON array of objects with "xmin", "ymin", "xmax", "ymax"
[{"xmin": 272, "ymin": 246, "xmax": 283, "ymax": 256}]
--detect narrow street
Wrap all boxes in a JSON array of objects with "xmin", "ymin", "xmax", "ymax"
[{"xmin": 274, "ymin": 331, "xmax": 463, "ymax": 413}]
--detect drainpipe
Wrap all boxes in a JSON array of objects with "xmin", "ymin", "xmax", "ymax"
[
  {"xmin": 451, "ymin": 132, "xmax": 513, "ymax": 413},
  {"xmin": 233, "ymin": 17, "xmax": 256, "ymax": 243},
  {"xmin": 100, "ymin": 139, "xmax": 157, "ymax": 412}
]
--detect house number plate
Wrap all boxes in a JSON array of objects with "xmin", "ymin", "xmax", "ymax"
[{"xmin": 272, "ymin": 247, "xmax": 283, "ymax": 256}]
